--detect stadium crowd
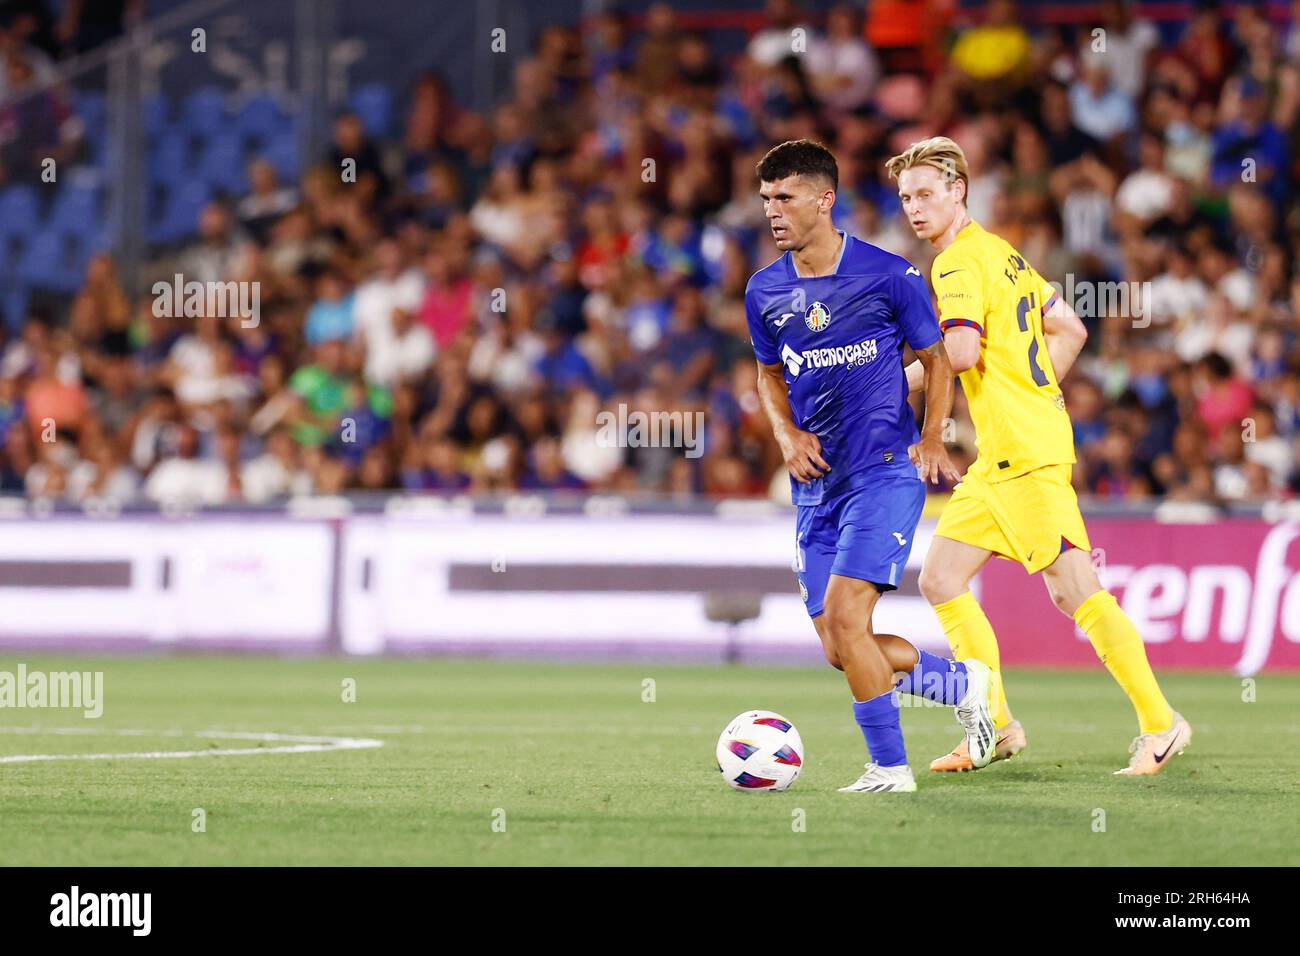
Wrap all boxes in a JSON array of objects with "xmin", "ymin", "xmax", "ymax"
[{"xmin": 1, "ymin": 0, "xmax": 1297, "ymax": 505}]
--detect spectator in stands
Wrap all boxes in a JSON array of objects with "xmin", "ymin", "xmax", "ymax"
[
  {"xmin": 67, "ymin": 430, "xmax": 137, "ymax": 502},
  {"xmin": 0, "ymin": 51, "xmax": 76, "ymax": 181},
  {"xmin": 807, "ymin": 5, "xmax": 879, "ymax": 115},
  {"xmin": 0, "ymin": 9, "xmax": 56, "ymax": 99},
  {"xmin": 240, "ymin": 427, "xmax": 307, "ymax": 502},
  {"xmin": 1115, "ymin": 133, "xmax": 1174, "ymax": 225},
  {"xmin": 0, "ymin": 1, "xmax": 58, "ymax": 59},
  {"xmin": 237, "ymin": 160, "xmax": 298, "ymax": 244},
  {"xmin": 403, "ymin": 433, "xmax": 470, "ymax": 491},
  {"xmin": 142, "ymin": 422, "xmax": 226, "ymax": 505},
  {"xmin": 125, "ymin": 386, "xmax": 181, "ymax": 473},
  {"xmin": 87, "ymin": 349, "xmax": 143, "ymax": 440},
  {"xmin": 1210, "ymin": 76, "xmax": 1289, "ymax": 206},
  {"xmin": 4, "ymin": 0, "xmax": 1298, "ymax": 510},
  {"xmin": 178, "ymin": 203, "xmax": 245, "ymax": 287},
  {"xmin": 1242, "ymin": 402, "xmax": 1293, "ymax": 491},
  {"xmin": 54, "ymin": 0, "xmax": 141, "ymax": 54},
  {"xmin": 1088, "ymin": 427, "xmax": 1152, "ymax": 499},
  {"xmin": 304, "ymin": 272, "xmax": 356, "ymax": 346},
  {"xmin": 418, "ymin": 247, "xmax": 473, "ymax": 348},
  {"xmin": 328, "ymin": 111, "xmax": 389, "ymax": 206},
  {"xmin": 519, "ymin": 435, "xmax": 585, "ymax": 491},
  {"xmin": 164, "ymin": 312, "xmax": 250, "ymax": 411},
  {"xmin": 401, "ymin": 72, "xmax": 463, "ymax": 188},
  {"xmin": 948, "ymin": 0, "xmax": 1032, "ymax": 105},
  {"xmin": 24, "ymin": 342, "xmax": 87, "ymax": 437},
  {"xmin": 1096, "ymin": 0, "xmax": 1160, "ymax": 100},
  {"xmin": 1194, "ymin": 351, "xmax": 1254, "ymax": 450},
  {"xmin": 1070, "ymin": 55, "xmax": 1136, "ymax": 145},
  {"xmin": 283, "ymin": 339, "xmax": 354, "ymax": 447},
  {"xmin": 748, "ymin": 0, "xmax": 818, "ymax": 69}
]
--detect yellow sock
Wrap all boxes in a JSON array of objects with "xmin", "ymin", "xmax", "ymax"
[
  {"xmin": 1074, "ymin": 590, "xmax": 1174, "ymax": 734},
  {"xmin": 933, "ymin": 591, "xmax": 1012, "ymax": 729}
]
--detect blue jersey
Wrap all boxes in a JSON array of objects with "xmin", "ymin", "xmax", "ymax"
[{"xmin": 745, "ymin": 231, "xmax": 941, "ymax": 506}]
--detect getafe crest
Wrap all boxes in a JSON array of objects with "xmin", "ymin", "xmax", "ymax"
[{"xmin": 804, "ymin": 300, "xmax": 831, "ymax": 332}]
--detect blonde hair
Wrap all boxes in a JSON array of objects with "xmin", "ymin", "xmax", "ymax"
[{"xmin": 885, "ymin": 136, "xmax": 970, "ymax": 204}]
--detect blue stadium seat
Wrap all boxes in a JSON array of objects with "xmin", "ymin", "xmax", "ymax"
[
  {"xmin": 183, "ymin": 86, "xmax": 229, "ymax": 137},
  {"xmin": 0, "ymin": 231, "xmax": 25, "ymax": 281},
  {"xmin": 16, "ymin": 230, "xmax": 69, "ymax": 290},
  {"xmin": 149, "ymin": 135, "xmax": 191, "ymax": 185},
  {"xmin": 349, "ymin": 83, "xmax": 393, "ymax": 138},
  {"xmin": 47, "ymin": 183, "xmax": 102, "ymax": 239},
  {"xmin": 74, "ymin": 91, "xmax": 106, "ymax": 124},
  {"xmin": 144, "ymin": 93, "xmax": 170, "ymax": 139},
  {"xmin": 0, "ymin": 187, "xmax": 37, "ymax": 285},
  {"xmin": 74, "ymin": 91, "xmax": 107, "ymax": 151},
  {"xmin": 64, "ymin": 227, "xmax": 102, "ymax": 283},
  {"xmin": 150, "ymin": 180, "xmax": 212, "ymax": 244},
  {"xmin": 263, "ymin": 135, "xmax": 300, "ymax": 182},
  {"xmin": 0, "ymin": 186, "xmax": 41, "ymax": 239},
  {"xmin": 236, "ymin": 93, "xmax": 290, "ymax": 141},
  {"xmin": 3, "ymin": 285, "xmax": 29, "ymax": 332},
  {"xmin": 85, "ymin": 132, "xmax": 109, "ymax": 167},
  {"xmin": 198, "ymin": 135, "xmax": 249, "ymax": 194}
]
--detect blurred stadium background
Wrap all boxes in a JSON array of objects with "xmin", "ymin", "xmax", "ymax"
[{"xmin": 0, "ymin": 0, "xmax": 1296, "ymax": 671}]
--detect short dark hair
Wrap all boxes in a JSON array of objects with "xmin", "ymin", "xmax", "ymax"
[
  {"xmin": 756, "ymin": 139, "xmax": 838, "ymax": 191},
  {"xmin": 1202, "ymin": 352, "xmax": 1232, "ymax": 380}
]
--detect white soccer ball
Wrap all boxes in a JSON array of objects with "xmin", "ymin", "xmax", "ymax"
[{"xmin": 716, "ymin": 710, "xmax": 804, "ymax": 791}]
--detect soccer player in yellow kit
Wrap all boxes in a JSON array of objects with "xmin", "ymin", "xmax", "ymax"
[{"xmin": 888, "ymin": 137, "xmax": 1191, "ymax": 776}]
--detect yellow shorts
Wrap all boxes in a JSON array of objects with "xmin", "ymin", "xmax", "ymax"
[{"xmin": 934, "ymin": 463, "xmax": 1091, "ymax": 574}]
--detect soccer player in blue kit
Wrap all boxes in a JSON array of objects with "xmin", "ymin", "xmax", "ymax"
[{"xmin": 745, "ymin": 140, "xmax": 996, "ymax": 792}]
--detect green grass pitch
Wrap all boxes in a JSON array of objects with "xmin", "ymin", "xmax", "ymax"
[{"xmin": 0, "ymin": 655, "xmax": 1296, "ymax": 866}]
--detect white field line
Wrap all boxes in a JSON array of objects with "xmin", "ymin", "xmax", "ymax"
[
  {"xmin": 0, "ymin": 728, "xmax": 384, "ymax": 763},
  {"xmin": 317, "ymin": 725, "xmax": 428, "ymax": 734}
]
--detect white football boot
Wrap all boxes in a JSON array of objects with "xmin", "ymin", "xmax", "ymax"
[
  {"xmin": 837, "ymin": 762, "xmax": 917, "ymax": 793},
  {"xmin": 954, "ymin": 659, "xmax": 996, "ymax": 769}
]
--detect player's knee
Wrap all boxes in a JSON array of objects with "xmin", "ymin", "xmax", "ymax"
[
  {"xmin": 821, "ymin": 601, "xmax": 864, "ymax": 653},
  {"xmin": 823, "ymin": 647, "xmax": 844, "ymax": 671},
  {"xmin": 1045, "ymin": 549, "xmax": 1102, "ymax": 617},
  {"xmin": 1046, "ymin": 582, "xmax": 1078, "ymax": 616},
  {"xmin": 918, "ymin": 564, "xmax": 958, "ymax": 605}
]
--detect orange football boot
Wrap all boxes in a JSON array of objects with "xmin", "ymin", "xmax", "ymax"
[
  {"xmin": 929, "ymin": 719, "xmax": 1027, "ymax": 772},
  {"xmin": 1113, "ymin": 712, "xmax": 1192, "ymax": 776}
]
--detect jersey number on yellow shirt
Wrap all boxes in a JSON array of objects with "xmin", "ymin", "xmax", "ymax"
[{"xmin": 1005, "ymin": 254, "xmax": 1050, "ymax": 388}]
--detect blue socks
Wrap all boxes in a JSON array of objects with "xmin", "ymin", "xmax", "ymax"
[
  {"xmin": 895, "ymin": 650, "xmax": 968, "ymax": 705},
  {"xmin": 851, "ymin": 647, "xmax": 968, "ymax": 769},
  {"xmin": 852, "ymin": 690, "xmax": 907, "ymax": 767}
]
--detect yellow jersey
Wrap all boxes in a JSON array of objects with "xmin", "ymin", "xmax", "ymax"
[{"xmin": 931, "ymin": 221, "xmax": 1075, "ymax": 483}]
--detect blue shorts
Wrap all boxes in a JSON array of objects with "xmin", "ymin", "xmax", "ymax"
[{"xmin": 793, "ymin": 476, "xmax": 926, "ymax": 618}]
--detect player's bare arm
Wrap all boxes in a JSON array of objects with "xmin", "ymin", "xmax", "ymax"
[
  {"xmin": 907, "ymin": 341, "xmax": 961, "ymax": 484},
  {"xmin": 904, "ymin": 324, "xmax": 980, "ymax": 394},
  {"xmin": 755, "ymin": 359, "xmax": 830, "ymax": 484},
  {"xmin": 940, "ymin": 325, "xmax": 980, "ymax": 373},
  {"xmin": 1042, "ymin": 295, "xmax": 1088, "ymax": 382},
  {"xmin": 904, "ymin": 355, "xmax": 924, "ymax": 394}
]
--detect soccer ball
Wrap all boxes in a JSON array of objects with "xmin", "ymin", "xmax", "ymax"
[{"xmin": 715, "ymin": 710, "xmax": 804, "ymax": 791}]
